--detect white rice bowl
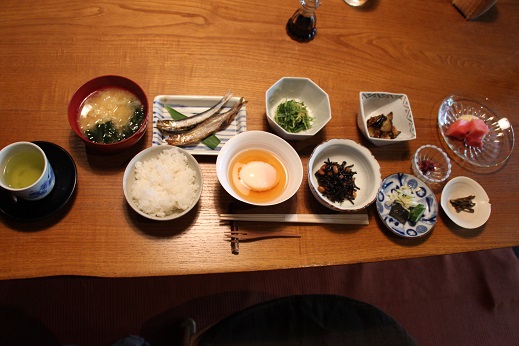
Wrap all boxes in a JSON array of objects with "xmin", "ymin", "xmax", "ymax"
[{"xmin": 123, "ymin": 146, "xmax": 202, "ymax": 220}]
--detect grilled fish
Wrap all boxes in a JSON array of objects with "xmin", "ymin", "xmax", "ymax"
[
  {"xmin": 157, "ymin": 90, "xmax": 233, "ymax": 133},
  {"xmin": 166, "ymin": 98, "xmax": 246, "ymax": 146}
]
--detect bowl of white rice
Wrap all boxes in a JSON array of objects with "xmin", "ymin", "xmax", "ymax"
[{"xmin": 123, "ymin": 146, "xmax": 203, "ymax": 220}]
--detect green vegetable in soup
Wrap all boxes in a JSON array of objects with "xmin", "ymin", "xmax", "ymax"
[
  {"xmin": 165, "ymin": 105, "xmax": 221, "ymax": 150},
  {"xmin": 274, "ymin": 99, "xmax": 313, "ymax": 133},
  {"xmin": 84, "ymin": 106, "xmax": 145, "ymax": 144}
]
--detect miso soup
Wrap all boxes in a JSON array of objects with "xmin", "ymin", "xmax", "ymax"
[{"xmin": 78, "ymin": 88, "xmax": 145, "ymax": 144}]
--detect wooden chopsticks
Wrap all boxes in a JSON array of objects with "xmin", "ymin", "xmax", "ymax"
[
  {"xmin": 224, "ymin": 231, "xmax": 301, "ymax": 240},
  {"xmin": 220, "ymin": 213, "xmax": 369, "ymax": 225}
]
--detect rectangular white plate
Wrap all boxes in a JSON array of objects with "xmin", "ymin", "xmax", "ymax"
[{"xmin": 152, "ymin": 95, "xmax": 247, "ymax": 155}]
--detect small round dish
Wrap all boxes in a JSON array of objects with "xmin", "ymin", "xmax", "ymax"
[
  {"xmin": 438, "ymin": 95, "xmax": 515, "ymax": 167},
  {"xmin": 123, "ymin": 146, "xmax": 203, "ymax": 221},
  {"xmin": 308, "ymin": 139, "xmax": 381, "ymax": 211},
  {"xmin": 412, "ymin": 144, "xmax": 451, "ymax": 185},
  {"xmin": 376, "ymin": 173, "xmax": 438, "ymax": 238},
  {"xmin": 441, "ymin": 176, "xmax": 491, "ymax": 229},
  {"xmin": 0, "ymin": 141, "xmax": 77, "ymax": 221}
]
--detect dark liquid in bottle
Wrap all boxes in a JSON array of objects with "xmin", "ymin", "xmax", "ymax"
[{"xmin": 286, "ymin": 15, "xmax": 316, "ymax": 43}]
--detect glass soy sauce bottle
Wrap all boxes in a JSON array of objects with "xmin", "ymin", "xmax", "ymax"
[{"xmin": 286, "ymin": 0, "xmax": 320, "ymax": 43}]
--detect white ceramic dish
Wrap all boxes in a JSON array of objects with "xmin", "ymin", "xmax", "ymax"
[
  {"xmin": 308, "ymin": 139, "xmax": 381, "ymax": 211},
  {"xmin": 438, "ymin": 95, "xmax": 514, "ymax": 167},
  {"xmin": 152, "ymin": 95, "xmax": 247, "ymax": 155},
  {"xmin": 266, "ymin": 77, "xmax": 331, "ymax": 141},
  {"xmin": 376, "ymin": 173, "xmax": 438, "ymax": 238},
  {"xmin": 441, "ymin": 176, "xmax": 491, "ymax": 229},
  {"xmin": 216, "ymin": 131, "xmax": 303, "ymax": 206},
  {"xmin": 358, "ymin": 92, "xmax": 416, "ymax": 146},
  {"xmin": 123, "ymin": 146, "xmax": 203, "ymax": 221}
]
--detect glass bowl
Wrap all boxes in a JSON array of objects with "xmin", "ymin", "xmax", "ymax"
[{"xmin": 412, "ymin": 145, "xmax": 451, "ymax": 185}]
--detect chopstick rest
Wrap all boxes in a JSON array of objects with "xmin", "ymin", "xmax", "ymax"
[{"xmin": 228, "ymin": 202, "xmax": 240, "ymax": 255}]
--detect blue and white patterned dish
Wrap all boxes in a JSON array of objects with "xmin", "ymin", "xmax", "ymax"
[
  {"xmin": 376, "ymin": 173, "xmax": 438, "ymax": 238},
  {"xmin": 152, "ymin": 95, "xmax": 247, "ymax": 155}
]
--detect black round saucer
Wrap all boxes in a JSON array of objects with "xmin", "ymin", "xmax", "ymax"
[{"xmin": 0, "ymin": 141, "xmax": 77, "ymax": 221}]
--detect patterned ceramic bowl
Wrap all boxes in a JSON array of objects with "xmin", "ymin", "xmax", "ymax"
[
  {"xmin": 358, "ymin": 92, "xmax": 416, "ymax": 146},
  {"xmin": 376, "ymin": 173, "xmax": 438, "ymax": 238}
]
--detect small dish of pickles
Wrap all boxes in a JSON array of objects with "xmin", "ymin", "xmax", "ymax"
[{"xmin": 376, "ymin": 173, "xmax": 438, "ymax": 238}]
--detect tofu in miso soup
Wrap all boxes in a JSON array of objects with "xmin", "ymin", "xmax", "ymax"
[{"xmin": 78, "ymin": 88, "xmax": 145, "ymax": 144}]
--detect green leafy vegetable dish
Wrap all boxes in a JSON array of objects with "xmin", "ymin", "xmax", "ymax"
[{"xmin": 274, "ymin": 99, "xmax": 313, "ymax": 133}]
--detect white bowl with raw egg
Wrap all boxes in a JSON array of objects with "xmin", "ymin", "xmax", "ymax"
[{"xmin": 216, "ymin": 131, "xmax": 303, "ymax": 206}]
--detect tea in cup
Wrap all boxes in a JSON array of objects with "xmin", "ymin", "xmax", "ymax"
[{"xmin": 0, "ymin": 142, "xmax": 55, "ymax": 201}]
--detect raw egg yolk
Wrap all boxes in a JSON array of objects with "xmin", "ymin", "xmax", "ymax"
[{"xmin": 239, "ymin": 161, "xmax": 279, "ymax": 192}]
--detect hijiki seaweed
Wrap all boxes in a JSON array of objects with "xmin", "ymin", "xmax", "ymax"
[{"xmin": 315, "ymin": 159, "xmax": 359, "ymax": 204}]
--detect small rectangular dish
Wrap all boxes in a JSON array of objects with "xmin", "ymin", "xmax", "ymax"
[{"xmin": 152, "ymin": 95, "xmax": 247, "ymax": 155}]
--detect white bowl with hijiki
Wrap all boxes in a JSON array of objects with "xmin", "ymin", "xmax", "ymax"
[{"xmin": 308, "ymin": 139, "xmax": 381, "ymax": 211}]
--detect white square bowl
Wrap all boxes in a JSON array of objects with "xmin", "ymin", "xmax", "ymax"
[
  {"xmin": 358, "ymin": 92, "xmax": 416, "ymax": 146},
  {"xmin": 266, "ymin": 77, "xmax": 331, "ymax": 141}
]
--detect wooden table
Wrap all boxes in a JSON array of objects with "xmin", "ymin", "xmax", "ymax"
[{"xmin": 0, "ymin": 0, "xmax": 518, "ymax": 280}]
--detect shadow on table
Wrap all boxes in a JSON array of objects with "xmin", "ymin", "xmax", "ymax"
[
  {"xmin": 123, "ymin": 199, "xmax": 202, "ymax": 239},
  {"xmin": 1, "ymin": 188, "xmax": 77, "ymax": 233}
]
